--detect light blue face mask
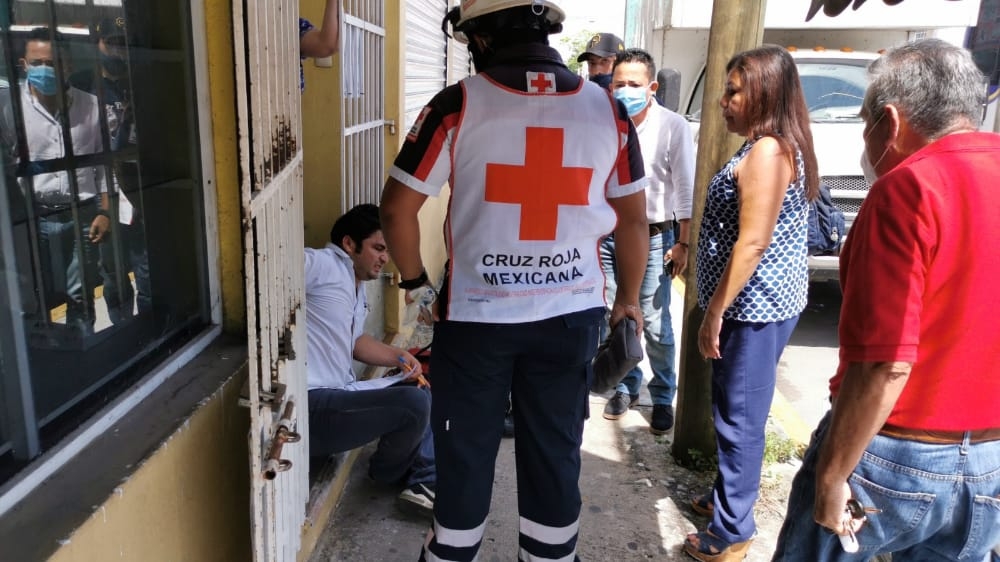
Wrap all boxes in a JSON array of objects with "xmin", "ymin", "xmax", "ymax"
[
  {"xmin": 613, "ymin": 86, "xmax": 650, "ymax": 117},
  {"xmin": 26, "ymin": 64, "xmax": 58, "ymax": 96}
]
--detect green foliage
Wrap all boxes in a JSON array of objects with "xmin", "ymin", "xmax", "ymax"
[
  {"xmin": 763, "ymin": 429, "xmax": 801, "ymax": 465},
  {"xmin": 684, "ymin": 448, "xmax": 719, "ymax": 473},
  {"xmin": 560, "ymin": 28, "xmax": 596, "ymax": 74}
]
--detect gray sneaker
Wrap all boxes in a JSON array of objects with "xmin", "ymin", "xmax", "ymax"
[
  {"xmin": 602, "ymin": 391, "xmax": 639, "ymax": 420},
  {"xmin": 397, "ymin": 482, "xmax": 435, "ymax": 519}
]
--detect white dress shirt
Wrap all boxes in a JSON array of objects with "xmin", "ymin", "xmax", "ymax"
[
  {"xmin": 305, "ymin": 244, "xmax": 386, "ymax": 391},
  {"xmin": 635, "ymin": 102, "xmax": 695, "ymax": 224},
  {"xmin": 18, "ymin": 83, "xmax": 106, "ymax": 203}
]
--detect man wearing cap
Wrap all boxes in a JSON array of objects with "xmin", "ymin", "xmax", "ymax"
[
  {"xmin": 380, "ymin": 1, "xmax": 648, "ymax": 560},
  {"xmin": 72, "ymin": 16, "xmax": 151, "ymax": 322},
  {"xmin": 576, "ymin": 32, "xmax": 625, "ymax": 90}
]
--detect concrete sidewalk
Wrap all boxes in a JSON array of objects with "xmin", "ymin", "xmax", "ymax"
[
  {"xmin": 307, "ymin": 391, "xmax": 798, "ymax": 562},
  {"xmin": 307, "ymin": 280, "xmax": 802, "ymax": 561}
]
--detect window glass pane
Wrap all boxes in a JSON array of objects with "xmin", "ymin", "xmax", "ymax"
[
  {"xmin": 797, "ymin": 61, "xmax": 869, "ymax": 122},
  {"xmin": 0, "ymin": 0, "xmax": 209, "ymax": 481}
]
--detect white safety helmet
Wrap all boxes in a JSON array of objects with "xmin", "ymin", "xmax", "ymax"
[{"xmin": 455, "ymin": 0, "xmax": 565, "ymax": 30}]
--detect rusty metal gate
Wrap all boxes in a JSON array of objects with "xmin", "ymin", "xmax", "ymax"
[{"xmin": 232, "ymin": 0, "xmax": 309, "ymax": 561}]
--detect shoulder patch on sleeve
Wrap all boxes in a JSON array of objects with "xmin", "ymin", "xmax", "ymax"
[{"xmin": 406, "ymin": 106, "xmax": 433, "ymax": 142}]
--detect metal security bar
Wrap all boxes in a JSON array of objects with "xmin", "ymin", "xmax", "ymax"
[
  {"xmin": 0, "ymin": 0, "xmax": 135, "ymax": 461},
  {"xmin": 232, "ymin": 0, "xmax": 309, "ymax": 560},
  {"xmin": 341, "ymin": 0, "xmax": 386, "ymax": 210}
]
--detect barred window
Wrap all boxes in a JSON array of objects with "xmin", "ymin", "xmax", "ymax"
[{"xmin": 0, "ymin": 0, "xmax": 210, "ymax": 485}]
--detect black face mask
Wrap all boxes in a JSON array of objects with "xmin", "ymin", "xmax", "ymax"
[
  {"xmin": 468, "ymin": 40, "xmax": 495, "ymax": 73},
  {"xmin": 100, "ymin": 52, "xmax": 128, "ymax": 78},
  {"xmin": 590, "ymin": 73, "xmax": 612, "ymax": 90}
]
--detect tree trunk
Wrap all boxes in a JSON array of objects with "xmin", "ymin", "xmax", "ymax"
[{"xmin": 671, "ymin": 0, "xmax": 768, "ymax": 465}]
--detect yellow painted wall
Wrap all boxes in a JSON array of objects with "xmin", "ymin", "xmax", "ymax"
[
  {"xmin": 47, "ymin": 374, "xmax": 251, "ymax": 562},
  {"xmin": 205, "ymin": 0, "xmax": 247, "ymax": 334},
  {"xmin": 301, "ymin": 3, "xmax": 345, "ymax": 249},
  {"xmin": 47, "ymin": 2, "xmax": 254, "ymax": 559},
  {"xmin": 381, "ymin": 0, "xmax": 451, "ymax": 334}
]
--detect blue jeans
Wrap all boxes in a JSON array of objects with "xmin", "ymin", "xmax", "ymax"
[
  {"xmin": 710, "ymin": 316, "xmax": 798, "ymax": 544},
  {"xmin": 600, "ymin": 230, "xmax": 677, "ymax": 406},
  {"xmin": 773, "ymin": 412, "xmax": 1000, "ymax": 562},
  {"xmin": 36, "ymin": 206, "xmax": 101, "ymax": 332},
  {"xmin": 308, "ymin": 384, "xmax": 435, "ymax": 487}
]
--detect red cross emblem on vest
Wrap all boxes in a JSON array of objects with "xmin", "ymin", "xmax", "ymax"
[
  {"xmin": 485, "ymin": 127, "xmax": 593, "ymax": 241},
  {"xmin": 526, "ymin": 71, "xmax": 556, "ymax": 94}
]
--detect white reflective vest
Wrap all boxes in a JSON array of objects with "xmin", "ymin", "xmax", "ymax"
[{"xmin": 444, "ymin": 74, "xmax": 637, "ymax": 323}]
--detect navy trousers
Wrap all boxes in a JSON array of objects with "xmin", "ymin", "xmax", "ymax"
[
  {"xmin": 308, "ymin": 385, "xmax": 435, "ymax": 487},
  {"xmin": 420, "ymin": 307, "xmax": 602, "ymax": 562},
  {"xmin": 708, "ymin": 316, "xmax": 798, "ymax": 544}
]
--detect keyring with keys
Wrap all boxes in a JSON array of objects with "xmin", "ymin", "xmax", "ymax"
[{"xmin": 839, "ymin": 498, "xmax": 881, "ymax": 553}]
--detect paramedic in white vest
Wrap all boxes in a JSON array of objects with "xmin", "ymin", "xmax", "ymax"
[{"xmin": 380, "ymin": 1, "xmax": 649, "ymax": 560}]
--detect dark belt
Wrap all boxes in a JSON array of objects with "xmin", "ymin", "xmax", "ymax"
[
  {"xmin": 649, "ymin": 221, "xmax": 673, "ymax": 237},
  {"xmin": 878, "ymin": 423, "xmax": 1000, "ymax": 444},
  {"xmin": 34, "ymin": 197, "xmax": 96, "ymax": 216}
]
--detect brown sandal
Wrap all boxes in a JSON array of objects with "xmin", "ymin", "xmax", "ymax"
[
  {"xmin": 683, "ymin": 529, "xmax": 754, "ymax": 562},
  {"xmin": 690, "ymin": 493, "xmax": 715, "ymax": 517}
]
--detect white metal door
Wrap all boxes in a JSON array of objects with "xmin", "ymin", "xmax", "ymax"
[
  {"xmin": 342, "ymin": 0, "xmax": 388, "ymax": 209},
  {"xmin": 232, "ymin": 1, "xmax": 310, "ymax": 561}
]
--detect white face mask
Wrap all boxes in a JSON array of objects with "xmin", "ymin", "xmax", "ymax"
[
  {"xmin": 860, "ymin": 112, "xmax": 889, "ymax": 185},
  {"xmin": 860, "ymin": 150, "xmax": 878, "ymax": 185},
  {"xmin": 859, "ymin": 144, "xmax": 891, "ymax": 186}
]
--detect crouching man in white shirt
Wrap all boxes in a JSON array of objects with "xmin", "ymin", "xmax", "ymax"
[{"xmin": 305, "ymin": 204, "xmax": 435, "ymax": 518}]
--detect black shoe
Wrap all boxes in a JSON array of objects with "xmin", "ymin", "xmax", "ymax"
[
  {"xmin": 503, "ymin": 412, "xmax": 515, "ymax": 438},
  {"xmin": 396, "ymin": 482, "xmax": 435, "ymax": 519},
  {"xmin": 650, "ymin": 404, "xmax": 675, "ymax": 435},
  {"xmin": 603, "ymin": 391, "xmax": 639, "ymax": 420}
]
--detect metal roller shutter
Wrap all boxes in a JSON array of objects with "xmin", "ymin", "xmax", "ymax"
[
  {"xmin": 449, "ymin": 38, "xmax": 473, "ymax": 82},
  {"xmin": 404, "ymin": 0, "xmax": 448, "ymax": 130}
]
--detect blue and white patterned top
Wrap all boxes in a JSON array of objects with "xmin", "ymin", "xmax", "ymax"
[
  {"xmin": 696, "ymin": 137, "xmax": 809, "ymax": 323},
  {"xmin": 299, "ymin": 17, "xmax": 314, "ymax": 92}
]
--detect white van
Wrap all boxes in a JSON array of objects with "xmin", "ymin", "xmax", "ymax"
[{"xmin": 682, "ymin": 48, "xmax": 878, "ymax": 281}]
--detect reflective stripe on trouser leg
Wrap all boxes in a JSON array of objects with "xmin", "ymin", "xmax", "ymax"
[
  {"xmin": 421, "ymin": 519, "xmax": 488, "ymax": 562},
  {"xmin": 420, "ymin": 319, "xmax": 513, "ymax": 562},
  {"xmin": 511, "ymin": 310, "xmax": 598, "ymax": 562},
  {"xmin": 518, "ymin": 517, "xmax": 580, "ymax": 561}
]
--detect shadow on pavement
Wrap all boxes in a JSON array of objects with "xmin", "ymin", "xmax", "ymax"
[{"xmin": 309, "ymin": 392, "xmax": 798, "ymax": 562}]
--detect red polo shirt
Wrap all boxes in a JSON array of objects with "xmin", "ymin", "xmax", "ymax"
[{"xmin": 830, "ymin": 132, "xmax": 1000, "ymax": 430}]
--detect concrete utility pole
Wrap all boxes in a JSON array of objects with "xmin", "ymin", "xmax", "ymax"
[{"xmin": 672, "ymin": 0, "xmax": 768, "ymax": 465}]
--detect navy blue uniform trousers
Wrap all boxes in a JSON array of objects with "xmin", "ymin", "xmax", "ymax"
[{"xmin": 420, "ymin": 307, "xmax": 602, "ymax": 562}]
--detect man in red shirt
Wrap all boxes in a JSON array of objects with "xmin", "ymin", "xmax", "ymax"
[{"xmin": 772, "ymin": 38, "xmax": 1000, "ymax": 561}]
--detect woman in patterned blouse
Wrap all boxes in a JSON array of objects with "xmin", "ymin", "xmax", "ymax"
[{"xmin": 685, "ymin": 45, "xmax": 819, "ymax": 562}]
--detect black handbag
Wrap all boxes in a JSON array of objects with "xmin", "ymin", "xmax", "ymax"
[{"xmin": 591, "ymin": 317, "xmax": 643, "ymax": 394}]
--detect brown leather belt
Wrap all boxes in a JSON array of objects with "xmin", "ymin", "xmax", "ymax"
[
  {"xmin": 649, "ymin": 221, "xmax": 672, "ymax": 237},
  {"xmin": 878, "ymin": 424, "xmax": 1000, "ymax": 444}
]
